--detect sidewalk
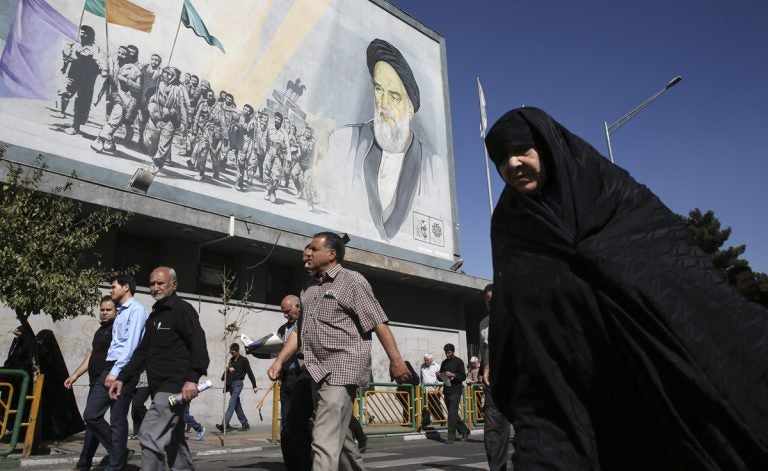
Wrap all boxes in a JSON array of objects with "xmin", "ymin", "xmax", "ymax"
[
  {"xmin": 1, "ymin": 424, "xmax": 277, "ymax": 469},
  {"xmin": 1, "ymin": 425, "xmax": 484, "ymax": 469}
]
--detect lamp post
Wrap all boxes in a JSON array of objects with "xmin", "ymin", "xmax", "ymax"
[{"xmin": 604, "ymin": 75, "xmax": 682, "ymax": 163}]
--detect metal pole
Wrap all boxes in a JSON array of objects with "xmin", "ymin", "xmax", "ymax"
[
  {"xmin": 604, "ymin": 75, "xmax": 682, "ymax": 161},
  {"xmin": 477, "ymin": 77, "xmax": 494, "ymax": 217},
  {"xmin": 482, "ymin": 145, "xmax": 494, "ymax": 216},
  {"xmin": 604, "ymin": 121, "xmax": 614, "ymax": 164}
]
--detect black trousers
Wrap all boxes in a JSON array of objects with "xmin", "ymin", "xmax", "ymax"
[
  {"xmin": 280, "ymin": 368, "xmax": 313, "ymax": 471},
  {"xmin": 483, "ymin": 386, "xmax": 513, "ymax": 470},
  {"xmin": 131, "ymin": 385, "xmax": 150, "ymax": 435},
  {"xmin": 444, "ymin": 389, "xmax": 469, "ymax": 441}
]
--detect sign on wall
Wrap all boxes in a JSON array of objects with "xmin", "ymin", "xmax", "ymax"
[{"xmin": 0, "ymin": 0, "xmax": 456, "ymax": 265}]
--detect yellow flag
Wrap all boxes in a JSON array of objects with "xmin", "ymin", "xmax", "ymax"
[{"xmin": 106, "ymin": 0, "xmax": 155, "ymax": 33}]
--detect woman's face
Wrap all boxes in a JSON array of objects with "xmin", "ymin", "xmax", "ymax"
[{"xmin": 497, "ymin": 146, "xmax": 542, "ymax": 194}]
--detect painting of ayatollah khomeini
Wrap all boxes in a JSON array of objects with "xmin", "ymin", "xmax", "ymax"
[{"xmin": 319, "ymin": 38, "xmax": 443, "ymax": 241}]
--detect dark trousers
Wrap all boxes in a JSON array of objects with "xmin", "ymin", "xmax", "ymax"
[
  {"xmin": 76, "ymin": 385, "xmax": 102, "ymax": 469},
  {"xmin": 348, "ymin": 415, "xmax": 366, "ymax": 443},
  {"xmin": 131, "ymin": 386, "xmax": 150, "ymax": 435},
  {"xmin": 444, "ymin": 389, "xmax": 469, "ymax": 441},
  {"xmin": 83, "ymin": 368, "xmax": 136, "ymax": 471},
  {"xmin": 483, "ymin": 386, "xmax": 512, "ymax": 470},
  {"xmin": 280, "ymin": 368, "xmax": 313, "ymax": 471}
]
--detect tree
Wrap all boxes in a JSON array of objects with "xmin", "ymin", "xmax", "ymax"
[
  {"xmin": 0, "ymin": 148, "xmax": 131, "ymax": 361},
  {"xmin": 216, "ymin": 267, "xmax": 259, "ymax": 442},
  {"xmin": 678, "ymin": 208, "xmax": 747, "ymax": 278}
]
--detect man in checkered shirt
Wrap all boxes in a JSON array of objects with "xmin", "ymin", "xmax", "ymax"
[{"xmin": 269, "ymin": 231, "xmax": 411, "ymax": 470}]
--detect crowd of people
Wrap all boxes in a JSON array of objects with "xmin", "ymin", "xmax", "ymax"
[
  {"xmin": 7, "ymin": 99, "xmax": 768, "ymax": 470},
  {"xmin": 57, "ymin": 25, "xmax": 318, "ymax": 207}
]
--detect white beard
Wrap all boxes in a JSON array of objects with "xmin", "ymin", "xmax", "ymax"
[{"xmin": 373, "ymin": 105, "xmax": 412, "ymax": 153}]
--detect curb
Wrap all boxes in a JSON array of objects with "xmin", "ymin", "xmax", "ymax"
[{"xmin": 2, "ymin": 429, "xmax": 484, "ymax": 468}]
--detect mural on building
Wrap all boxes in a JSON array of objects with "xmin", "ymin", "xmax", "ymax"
[{"xmin": 0, "ymin": 0, "xmax": 455, "ymax": 263}]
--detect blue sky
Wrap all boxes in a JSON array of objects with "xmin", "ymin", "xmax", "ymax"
[{"xmin": 389, "ymin": 0, "xmax": 768, "ymax": 280}]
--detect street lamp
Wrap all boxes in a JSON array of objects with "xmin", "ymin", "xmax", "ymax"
[{"xmin": 604, "ymin": 75, "xmax": 682, "ymax": 163}]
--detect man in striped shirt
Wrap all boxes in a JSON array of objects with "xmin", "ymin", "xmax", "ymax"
[{"xmin": 268, "ymin": 232, "xmax": 411, "ymax": 470}]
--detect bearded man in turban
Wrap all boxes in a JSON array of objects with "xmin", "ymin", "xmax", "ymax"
[{"xmin": 317, "ymin": 38, "xmax": 443, "ymax": 241}]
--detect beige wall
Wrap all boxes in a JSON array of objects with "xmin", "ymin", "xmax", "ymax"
[{"xmin": 0, "ymin": 288, "xmax": 466, "ymax": 429}]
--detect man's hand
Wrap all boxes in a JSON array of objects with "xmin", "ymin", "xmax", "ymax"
[
  {"xmin": 109, "ymin": 380, "xmax": 123, "ymax": 400},
  {"xmin": 483, "ymin": 365, "xmax": 491, "ymax": 387},
  {"xmin": 253, "ymin": 387, "xmax": 259, "ymax": 394},
  {"xmin": 64, "ymin": 375, "xmax": 76, "ymax": 389},
  {"xmin": 389, "ymin": 358, "xmax": 411, "ymax": 384},
  {"xmin": 228, "ymin": 367, "xmax": 235, "ymax": 373},
  {"xmin": 267, "ymin": 360, "xmax": 283, "ymax": 381},
  {"xmin": 182, "ymin": 381, "xmax": 199, "ymax": 402},
  {"xmin": 105, "ymin": 374, "xmax": 117, "ymax": 389}
]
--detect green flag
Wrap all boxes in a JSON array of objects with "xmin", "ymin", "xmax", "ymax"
[
  {"xmin": 84, "ymin": 0, "xmax": 106, "ymax": 17},
  {"xmin": 181, "ymin": 0, "xmax": 225, "ymax": 53}
]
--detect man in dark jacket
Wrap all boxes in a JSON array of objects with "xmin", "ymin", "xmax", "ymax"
[
  {"xmin": 439, "ymin": 343, "xmax": 469, "ymax": 444},
  {"xmin": 216, "ymin": 342, "xmax": 257, "ymax": 432},
  {"xmin": 109, "ymin": 266, "xmax": 209, "ymax": 470},
  {"xmin": 64, "ymin": 295, "xmax": 116, "ymax": 471}
]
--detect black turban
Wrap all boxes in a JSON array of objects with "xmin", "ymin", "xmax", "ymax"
[
  {"xmin": 80, "ymin": 25, "xmax": 95, "ymax": 40},
  {"xmin": 366, "ymin": 38, "xmax": 420, "ymax": 112}
]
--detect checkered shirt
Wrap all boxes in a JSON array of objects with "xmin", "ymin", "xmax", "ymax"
[{"xmin": 298, "ymin": 264, "xmax": 388, "ymax": 387}]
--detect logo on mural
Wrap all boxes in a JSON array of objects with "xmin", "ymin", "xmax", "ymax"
[
  {"xmin": 413, "ymin": 212, "xmax": 429, "ymax": 242},
  {"xmin": 0, "ymin": 0, "xmax": 454, "ymax": 263}
]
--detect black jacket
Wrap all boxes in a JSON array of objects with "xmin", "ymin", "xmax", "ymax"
[
  {"xmin": 221, "ymin": 354, "xmax": 256, "ymax": 392},
  {"xmin": 119, "ymin": 293, "xmax": 209, "ymax": 393},
  {"xmin": 438, "ymin": 356, "xmax": 466, "ymax": 394}
]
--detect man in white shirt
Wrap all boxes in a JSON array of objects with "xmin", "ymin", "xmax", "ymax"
[
  {"xmin": 420, "ymin": 353, "xmax": 440, "ymax": 385},
  {"xmin": 82, "ymin": 274, "xmax": 148, "ymax": 471},
  {"xmin": 419, "ymin": 353, "xmax": 443, "ymax": 429}
]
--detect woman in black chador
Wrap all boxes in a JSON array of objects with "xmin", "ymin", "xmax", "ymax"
[
  {"xmin": 35, "ymin": 329, "xmax": 85, "ymax": 441},
  {"xmin": 485, "ymin": 107, "xmax": 768, "ymax": 470}
]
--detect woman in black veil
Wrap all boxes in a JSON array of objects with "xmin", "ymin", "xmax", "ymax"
[
  {"xmin": 485, "ymin": 107, "xmax": 768, "ymax": 470},
  {"xmin": 35, "ymin": 329, "xmax": 85, "ymax": 441}
]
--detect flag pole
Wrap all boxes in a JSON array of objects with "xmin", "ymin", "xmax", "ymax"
[
  {"xmin": 78, "ymin": 0, "xmax": 87, "ymax": 31},
  {"xmin": 167, "ymin": 4, "xmax": 184, "ymax": 67},
  {"xmin": 104, "ymin": 0, "xmax": 110, "ymax": 65},
  {"xmin": 477, "ymin": 76, "xmax": 494, "ymax": 218}
]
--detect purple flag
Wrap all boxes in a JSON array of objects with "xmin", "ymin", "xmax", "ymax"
[{"xmin": 0, "ymin": 0, "xmax": 78, "ymax": 99}]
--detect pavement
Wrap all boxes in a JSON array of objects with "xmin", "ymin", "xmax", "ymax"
[{"xmin": 1, "ymin": 425, "xmax": 484, "ymax": 469}]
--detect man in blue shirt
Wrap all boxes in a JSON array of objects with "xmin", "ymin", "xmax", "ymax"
[{"xmin": 82, "ymin": 274, "xmax": 148, "ymax": 471}]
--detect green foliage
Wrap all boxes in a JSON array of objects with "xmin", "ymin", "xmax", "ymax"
[
  {"xmin": 217, "ymin": 267, "xmax": 255, "ymax": 342},
  {"xmin": 679, "ymin": 208, "xmax": 746, "ymax": 278},
  {"xmin": 755, "ymin": 272, "xmax": 768, "ymax": 292},
  {"xmin": 0, "ymin": 148, "xmax": 130, "ymax": 322}
]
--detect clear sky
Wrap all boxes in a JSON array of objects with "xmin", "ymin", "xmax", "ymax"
[{"xmin": 389, "ymin": 0, "xmax": 768, "ymax": 280}]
